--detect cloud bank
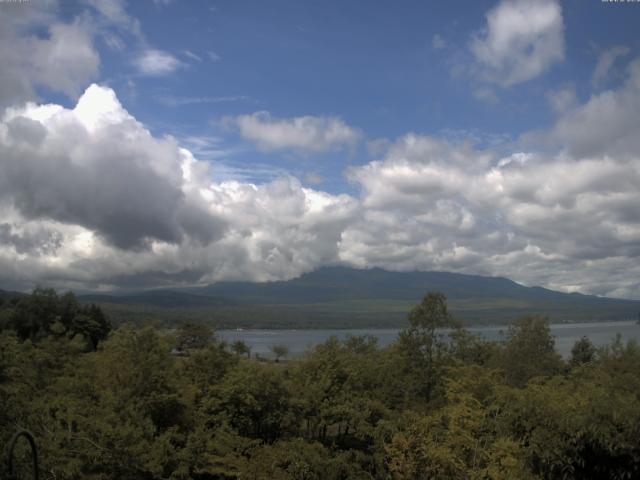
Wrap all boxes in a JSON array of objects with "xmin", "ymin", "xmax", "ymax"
[
  {"xmin": 0, "ymin": 84, "xmax": 358, "ymax": 290},
  {"xmin": 0, "ymin": 0, "xmax": 638, "ymax": 300},
  {"xmin": 1, "ymin": 77, "xmax": 639, "ymax": 298}
]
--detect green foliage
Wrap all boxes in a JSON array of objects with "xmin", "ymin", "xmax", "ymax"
[
  {"xmin": 271, "ymin": 344, "xmax": 289, "ymax": 362},
  {"xmin": 397, "ymin": 292, "xmax": 461, "ymax": 402},
  {"xmin": 495, "ymin": 369, "xmax": 640, "ymax": 479},
  {"xmin": 386, "ymin": 371, "xmax": 533, "ymax": 480},
  {"xmin": 1, "ymin": 288, "xmax": 110, "ymax": 350},
  {"xmin": 240, "ymin": 439, "xmax": 333, "ymax": 479},
  {"xmin": 175, "ymin": 321, "xmax": 214, "ymax": 352},
  {"xmin": 207, "ymin": 361, "xmax": 297, "ymax": 443},
  {"xmin": 570, "ymin": 335, "xmax": 597, "ymax": 367},
  {"xmin": 2, "ymin": 290, "xmax": 640, "ymax": 479},
  {"xmin": 500, "ymin": 316, "xmax": 564, "ymax": 387},
  {"xmin": 407, "ymin": 292, "xmax": 458, "ymax": 331},
  {"xmin": 231, "ymin": 340, "xmax": 251, "ymax": 358},
  {"xmin": 449, "ymin": 327, "xmax": 500, "ymax": 366}
]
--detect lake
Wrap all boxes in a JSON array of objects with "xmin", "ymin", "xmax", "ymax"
[{"xmin": 219, "ymin": 320, "xmax": 640, "ymax": 359}]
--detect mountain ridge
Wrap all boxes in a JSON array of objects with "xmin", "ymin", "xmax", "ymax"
[{"xmin": 72, "ymin": 267, "xmax": 640, "ymax": 328}]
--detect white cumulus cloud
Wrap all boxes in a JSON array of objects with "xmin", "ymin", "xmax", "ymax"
[
  {"xmin": 471, "ymin": 0, "xmax": 564, "ymax": 86},
  {"xmin": 536, "ymin": 59, "xmax": 640, "ymax": 159},
  {"xmin": 134, "ymin": 49, "xmax": 182, "ymax": 76},
  {"xmin": 0, "ymin": 84, "xmax": 226, "ymax": 250},
  {"xmin": 228, "ymin": 111, "xmax": 362, "ymax": 154},
  {"xmin": 592, "ymin": 45, "xmax": 630, "ymax": 87},
  {"xmin": 0, "ymin": 7, "xmax": 100, "ymax": 107},
  {"xmin": 0, "ymin": 85, "xmax": 358, "ymax": 290},
  {"xmin": 340, "ymin": 131, "xmax": 640, "ymax": 298}
]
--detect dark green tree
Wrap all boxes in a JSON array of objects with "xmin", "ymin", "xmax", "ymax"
[
  {"xmin": 397, "ymin": 292, "xmax": 460, "ymax": 401},
  {"xmin": 175, "ymin": 321, "xmax": 213, "ymax": 352},
  {"xmin": 231, "ymin": 339, "xmax": 251, "ymax": 358},
  {"xmin": 500, "ymin": 316, "xmax": 563, "ymax": 387},
  {"xmin": 5, "ymin": 289, "xmax": 110, "ymax": 350},
  {"xmin": 71, "ymin": 303, "xmax": 111, "ymax": 350},
  {"xmin": 209, "ymin": 362, "xmax": 296, "ymax": 442},
  {"xmin": 570, "ymin": 336, "xmax": 597, "ymax": 367},
  {"xmin": 10, "ymin": 287, "xmax": 59, "ymax": 341},
  {"xmin": 271, "ymin": 344, "xmax": 290, "ymax": 362}
]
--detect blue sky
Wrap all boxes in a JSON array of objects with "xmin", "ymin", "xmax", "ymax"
[
  {"xmin": 1, "ymin": 0, "xmax": 640, "ymax": 298},
  {"xmin": 84, "ymin": 0, "xmax": 639, "ymax": 192}
]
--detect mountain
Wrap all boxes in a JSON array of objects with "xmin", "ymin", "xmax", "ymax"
[
  {"xmin": 79, "ymin": 290, "xmax": 236, "ymax": 309},
  {"xmin": 77, "ymin": 267, "xmax": 640, "ymax": 329},
  {"xmin": 0, "ymin": 289, "xmax": 27, "ymax": 303},
  {"xmin": 191, "ymin": 267, "xmax": 586, "ymax": 304}
]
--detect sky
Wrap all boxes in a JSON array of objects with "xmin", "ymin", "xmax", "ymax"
[{"xmin": 1, "ymin": 0, "xmax": 640, "ymax": 298}]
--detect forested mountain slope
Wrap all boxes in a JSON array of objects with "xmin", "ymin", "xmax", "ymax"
[{"xmin": 77, "ymin": 268, "xmax": 640, "ymax": 328}]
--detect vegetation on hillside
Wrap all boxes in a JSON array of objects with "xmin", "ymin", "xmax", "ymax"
[
  {"xmin": 76, "ymin": 268, "xmax": 640, "ymax": 329},
  {"xmin": 1, "ymin": 290, "xmax": 639, "ymax": 479}
]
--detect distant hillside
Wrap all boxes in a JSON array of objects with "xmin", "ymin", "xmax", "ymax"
[
  {"xmin": 76, "ymin": 267, "xmax": 640, "ymax": 329},
  {"xmin": 80, "ymin": 290, "xmax": 235, "ymax": 309},
  {"xmin": 191, "ymin": 267, "xmax": 598, "ymax": 304},
  {"xmin": 0, "ymin": 289, "xmax": 26, "ymax": 303}
]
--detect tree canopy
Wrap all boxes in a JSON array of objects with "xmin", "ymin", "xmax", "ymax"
[{"xmin": 1, "ymin": 289, "xmax": 639, "ymax": 479}]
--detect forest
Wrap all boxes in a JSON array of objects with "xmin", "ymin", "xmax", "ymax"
[{"xmin": 1, "ymin": 289, "xmax": 639, "ymax": 479}]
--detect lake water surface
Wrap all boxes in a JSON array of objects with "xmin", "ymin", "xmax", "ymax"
[{"xmin": 219, "ymin": 321, "xmax": 640, "ymax": 358}]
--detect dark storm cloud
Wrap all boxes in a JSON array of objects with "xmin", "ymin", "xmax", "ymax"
[{"xmin": 0, "ymin": 223, "xmax": 63, "ymax": 255}]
